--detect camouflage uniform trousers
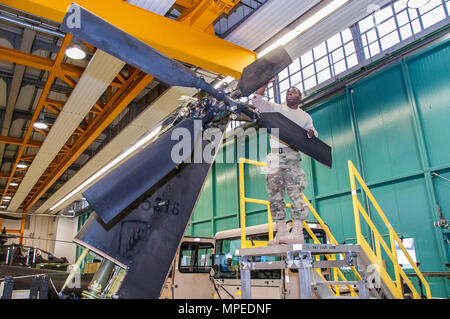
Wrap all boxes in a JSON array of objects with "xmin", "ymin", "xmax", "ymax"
[{"xmin": 266, "ymin": 148, "xmax": 308, "ymax": 222}]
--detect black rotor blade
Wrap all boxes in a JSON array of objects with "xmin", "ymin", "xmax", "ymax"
[
  {"xmin": 258, "ymin": 112, "xmax": 332, "ymax": 168},
  {"xmin": 238, "ymin": 46, "xmax": 292, "ymax": 96},
  {"xmin": 75, "ymin": 129, "xmax": 226, "ymax": 298},
  {"xmin": 82, "ymin": 118, "xmax": 203, "ymax": 225},
  {"xmin": 61, "ymin": 3, "xmax": 224, "ymax": 100}
]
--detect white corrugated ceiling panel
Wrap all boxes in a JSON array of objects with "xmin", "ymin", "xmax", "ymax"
[
  {"xmin": 225, "ymin": 0, "xmax": 321, "ymax": 50},
  {"xmin": 11, "ymin": 0, "xmax": 178, "ymax": 213},
  {"xmin": 284, "ymin": 0, "xmax": 392, "ymax": 60},
  {"xmin": 8, "ymin": 50, "xmax": 125, "ymax": 211},
  {"xmin": 36, "ymin": 86, "xmax": 196, "ymax": 214},
  {"xmin": 127, "ymin": 0, "xmax": 176, "ymax": 15}
]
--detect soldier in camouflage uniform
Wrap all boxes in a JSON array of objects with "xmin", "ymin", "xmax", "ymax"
[{"xmin": 252, "ymin": 80, "xmax": 318, "ymax": 245}]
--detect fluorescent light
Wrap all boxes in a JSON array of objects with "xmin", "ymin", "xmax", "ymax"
[
  {"xmin": 214, "ymin": 76, "xmax": 235, "ymax": 89},
  {"xmin": 258, "ymin": 0, "xmax": 350, "ymax": 57},
  {"xmin": 10, "ymin": 182, "xmax": 19, "ymax": 187},
  {"xmin": 2, "ymin": 199, "xmax": 10, "ymax": 202},
  {"xmin": 4, "ymin": 196, "xmax": 11, "ymax": 200},
  {"xmin": 50, "ymin": 125, "xmax": 163, "ymax": 211},
  {"xmin": 0, "ymin": 206, "xmax": 6, "ymax": 209},
  {"xmin": 17, "ymin": 164, "xmax": 28, "ymax": 169},
  {"xmin": 407, "ymin": 0, "xmax": 431, "ymax": 8},
  {"xmin": 65, "ymin": 44, "xmax": 86, "ymax": 60},
  {"xmin": 33, "ymin": 122, "xmax": 48, "ymax": 129}
]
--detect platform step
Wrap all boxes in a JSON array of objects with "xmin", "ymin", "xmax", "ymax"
[{"xmin": 313, "ymin": 281, "xmax": 359, "ymax": 286}]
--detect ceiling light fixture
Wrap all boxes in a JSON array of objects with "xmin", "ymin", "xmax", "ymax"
[
  {"xmin": 65, "ymin": 43, "xmax": 87, "ymax": 60},
  {"xmin": 407, "ymin": 0, "xmax": 431, "ymax": 9},
  {"xmin": 258, "ymin": 0, "xmax": 350, "ymax": 57},
  {"xmin": 33, "ymin": 112, "xmax": 48, "ymax": 130},
  {"xmin": 4, "ymin": 196, "xmax": 11, "ymax": 200},
  {"xmin": 50, "ymin": 124, "xmax": 163, "ymax": 211},
  {"xmin": 9, "ymin": 182, "xmax": 19, "ymax": 187},
  {"xmin": 17, "ymin": 163, "xmax": 28, "ymax": 169}
]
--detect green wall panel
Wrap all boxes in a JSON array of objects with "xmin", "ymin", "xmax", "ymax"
[
  {"xmin": 310, "ymin": 94, "xmax": 358, "ymax": 197},
  {"xmin": 369, "ymin": 177, "xmax": 439, "ymax": 269},
  {"xmin": 352, "ymin": 66, "xmax": 422, "ymax": 184},
  {"xmin": 215, "ymin": 216, "xmax": 239, "ymax": 234},
  {"xmin": 433, "ymin": 168, "xmax": 450, "ymax": 222},
  {"xmin": 316, "ymin": 194, "xmax": 358, "ymax": 244},
  {"xmin": 407, "ymin": 44, "xmax": 450, "ymax": 168},
  {"xmin": 192, "ymin": 169, "xmax": 213, "ymax": 223}
]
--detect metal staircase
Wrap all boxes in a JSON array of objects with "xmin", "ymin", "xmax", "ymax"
[{"xmin": 237, "ymin": 158, "xmax": 432, "ymax": 299}]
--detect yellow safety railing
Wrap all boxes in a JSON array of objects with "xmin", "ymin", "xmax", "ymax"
[
  {"xmin": 348, "ymin": 160, "xmax": 431, "ymax": 299},
  {"xmin": 238, "ymin": 157, "xmax": 363, "ymax": 297}
]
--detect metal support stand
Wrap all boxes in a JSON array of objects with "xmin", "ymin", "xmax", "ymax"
[
  {"xmin": 40, "ymin": 275, "xmax": 49, "ymax": 299},
  {"xmin": 287, "ymin": 251, "xmax": 314, "ymax": 299},
  {"xmin": 2, "ymin": 277, "xmax": 14, "ymax": 299},
  {"xmin": 237, "ymin": 243, "xmax": 373, "ymax": 299},
  {"xmin": 240, "ymin": 256, "xmax": 252, "ymax": 299},
  {"xmin": 29, "ymin": 276, "xmax": 40, "ymax": 299}
]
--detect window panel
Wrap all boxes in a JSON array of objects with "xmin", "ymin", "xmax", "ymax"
[
  {"xmin": 347, "ymin": 53, "xmax": 358, "ymax": 68},
  {"xmin": 362, "ymin": 35, "xmax": 368, "ymax": 46},
  {"xmin": 327, "ymin": 33, "xmax": 342, "ymax": 51},
  {"xmin": 408, "ymin": 8, "xmax": 418, "ymax": 19},
  {"xmin": 334, "ymin": 60, "xmax": 347, "ymax": 75},
  {"xmin": 332, "ymin": 47, "xmax": 345, "ymax": 63},
  {"xmin": 378, "ymin": 18, "xmax": 397, "ymax": 37},
  {"xmin": 394, "ymin": 0, "xmax": 408, "ymax": 13},
  {"xmin": 302, "ymin": 64, "xmax": 315, "ymax": 79},
  {"xmin": 419, "ymin": 0, "xmax": 442, "ymax": 15},
  {"xmin": 364, "ymin": 47, "xmax": 370, "ymax": 59},
  {"xmin": 289, "ymin": 59, "xmax": 301, "ymax": 74},
  {"xmin": 369, "ymin": 41, "xmax": 381, "ymax": 57},
  {"xmin": 317, "ymin": 68, "xmax": 331, "ymax": 84},
  {"xmin": 315, "ymin": 56, "xmax": 329, "ymax": 72},
  {"xmin": 380, "ymin": 31, "xmax": 400, "ymax": 51},
  {"xmin": 400, "ymin": 24, "xmax": 413, "ymax": 40},
  {"xmin": 359, "ymin": 16, "xmax": 375, "ymax": 33},
  {"xmin": 396, "ymin": 10, "xmax": 410, "ymax": 27},
  {"xmin": 313, "ymin": 42, "xmax": 327, "ymax": 59},
  {"xmin": 421, "ymin": 6, "xmax": 446, "ymax": 29},
  {"xmin": 280, "ymin": 92, "xmax": 286, "ymax": 103},
  {"xmin": 279, "ymin": 67, "xmax": 289, "ymax": 80},
  {"xmin": 367, "ymin": 29, "xmax": 378, "ymax": 44},
  {"xmin": 375, "ymin": 6, "xmax": 394, "ymax": 25},
  {"xmin": 411, "ymin": 19, "xmax": 422, "ymax": 33},
  {"xmin": 301, "ymin": 51, "xmax": 314, "ymax": 67},
  {"xmin": 304, "ymin": 77, "xmax": 317, "ymax": 91},
  {"xmin": 342, "ymin": 28, "xmax": 353, "ymax": 43},
  {"xmin": 290, "ymin": 72, "xmax": 302, "ymax": 86},
  {"xmin": 279, "ymin": 78, "xmax": 290, "ymax": 92},
  {"xmin": 344, "ymin": 42, "xmax": 356, "ymax": 56}
]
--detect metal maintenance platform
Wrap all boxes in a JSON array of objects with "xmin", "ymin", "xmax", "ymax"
[{"xmin": 236, "ymin": 243, "xmax": 370, "ymax": 299}]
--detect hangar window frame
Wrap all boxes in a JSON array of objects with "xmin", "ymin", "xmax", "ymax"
[{"xmin": 273, "ymin": 0, "xmax": 450, "ymax": 101}]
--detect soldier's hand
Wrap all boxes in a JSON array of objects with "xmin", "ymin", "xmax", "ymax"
[{"xmin": 307, "ymin": 129, "xmax": 315, "ymax": 139}]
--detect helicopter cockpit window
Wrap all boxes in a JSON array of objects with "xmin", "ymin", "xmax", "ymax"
[{"xmin": 178, "ymin": 242, "xmax": 213, "ymax": 273}]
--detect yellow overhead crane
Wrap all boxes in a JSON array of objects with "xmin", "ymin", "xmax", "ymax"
[
  {"xmin": 0, "ymin": 0, "xmax": 254, "ymax": 243},
  {"xmin": 3, "ymin": 0, "xmax": 256, "ymax": 78}
]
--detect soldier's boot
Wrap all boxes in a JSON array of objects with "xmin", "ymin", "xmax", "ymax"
[
  {"xmin": 268, "ymin": 220, "xmax": 289, "ymax": 245},
  {"xmin": 283, "ymin": 219, "xmax": 305, "ymax": 244}
]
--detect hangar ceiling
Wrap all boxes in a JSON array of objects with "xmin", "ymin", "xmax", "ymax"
[{"xmin": 0, "ymin": 0, "xmax": 368, "ymax": 226}]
